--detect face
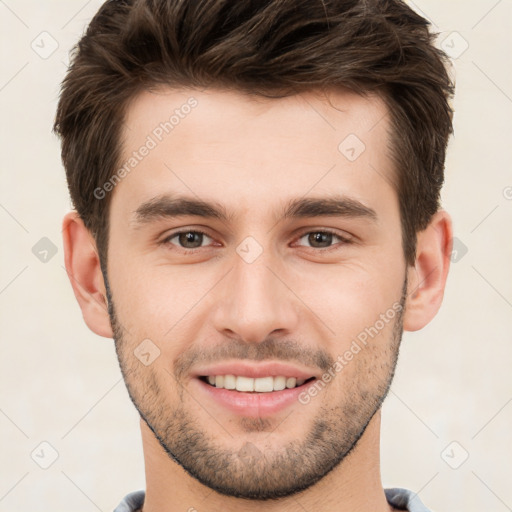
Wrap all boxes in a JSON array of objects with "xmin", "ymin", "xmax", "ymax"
[{"xmin": 105, "ymin": 87, "xmax": 407, "ymax": 499}]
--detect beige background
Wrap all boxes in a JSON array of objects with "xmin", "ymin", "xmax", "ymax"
[{"xmin": 1, "ymin": 1, "xmax": 511, "ymax": 510}]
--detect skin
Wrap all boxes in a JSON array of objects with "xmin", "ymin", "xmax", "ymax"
[{"xmin": 63, "ymin": 87, "xmax": 452, "ymax": 512}]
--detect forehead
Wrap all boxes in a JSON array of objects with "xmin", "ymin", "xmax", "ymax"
[{"xmin": 115, "ymin": 86, "xmax": 395, "ymax": 219}]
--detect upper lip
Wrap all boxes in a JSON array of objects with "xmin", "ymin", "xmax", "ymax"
[{"xmin": 192, "ymin": 361, "xmax": 319, "ymax": 380}]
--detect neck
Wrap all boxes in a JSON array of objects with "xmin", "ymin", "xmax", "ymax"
[{"xmin": 140, "ymin": 411, "xmax": 394, "ymax": 512}]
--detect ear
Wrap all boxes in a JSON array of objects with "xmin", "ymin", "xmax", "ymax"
[
  {"xmin": 62, "ymin": 211, "xmax": 114, "ymax": 338},
  {"xmin": 403, "ymin": 209, "xmax": 453, "ymax": 332}
]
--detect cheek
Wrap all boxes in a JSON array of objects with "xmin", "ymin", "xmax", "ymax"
[
  {"xmin": 322, "ymin": 314, "xmax": 401, "ymax": 400},
  {"xmin": 109, "ymin": 260, "xmax": 216, "ymax": 337},
  {"xmin": 290, "ymin": 261, "xmax": 403, "ymax": 337}
]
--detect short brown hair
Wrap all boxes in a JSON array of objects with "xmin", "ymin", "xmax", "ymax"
[{"xmin": 54, "ymin": 0, "xmax": 454, "ymax": 266}]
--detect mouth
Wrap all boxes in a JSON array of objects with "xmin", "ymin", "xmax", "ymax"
[
  {"xmin": 198, "ymin": 374, "xmax": 316, "ymax": 392},
  {"xmin": 193, "ymin": 372, "xmax": 318, "ymax": 417},
  {"xmin": 191, "ymin": 361, "xmax": 321, "ymax": 416}
]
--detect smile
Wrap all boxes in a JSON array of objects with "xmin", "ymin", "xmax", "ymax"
[{"xmin": 200, "ymin": 375, "xmax": 315, "ymax": 392}]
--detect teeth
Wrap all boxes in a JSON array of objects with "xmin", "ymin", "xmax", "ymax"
[
  {"xmin": 223, "ymin": 374, "xmax": 236, "ymax": 389},
  {"xmin": 236, "ymin": 376, "xmax": 254, "ymax": 392},
  {"xmin": 286, "ymin": 377, "xmax": 296, "ymax": 388},
  {"xmin": 254, "ymin": 376, "xmax": 273, "ymax": 392},
  {"xmin": 205, "ymin": 375, "xmax": 310, "ymax": 392},
  {"xmin": 273, "ymin": 376, "xmax": 286, "ymax": 391}
]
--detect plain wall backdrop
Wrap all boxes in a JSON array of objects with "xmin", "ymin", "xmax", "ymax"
[{"xmin": 1, "ymin": 1, "xmax": 511, "ymax": 510}]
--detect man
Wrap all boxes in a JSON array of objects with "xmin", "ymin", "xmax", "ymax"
[{"xmin": 55, "ymin": 0, "xmax": 454, "ymax": 510}]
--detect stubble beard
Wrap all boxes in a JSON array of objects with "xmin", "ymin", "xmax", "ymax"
[{"xmin": 107, "ymin": 278, "xmax": 406, "ymax": 500}]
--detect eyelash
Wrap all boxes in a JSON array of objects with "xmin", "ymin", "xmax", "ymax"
[
  {"xmin": 295, "ymin": 229, "xmax": 353, "ymax": 250},
  {"xmin": 161, "ymin": 228, "xmax": 353, "ymax": 252},
  {"xmin": 161, "ymin": 229, "xmax": 216, "ymax": 252}
]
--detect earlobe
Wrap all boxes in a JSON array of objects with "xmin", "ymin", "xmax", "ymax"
[
  {"xmin": 62, "ymin": 211, "xmax": 114, "ymax": 338},
  {"xmin": 403, "ymin": 210, "xmax": 453, "ymax": 332}
]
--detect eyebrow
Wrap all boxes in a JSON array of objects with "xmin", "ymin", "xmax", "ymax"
[
  {"xmin": 131, "ymin": 194, "xmax": 377, "ymax": 226},
  {"xmin": 282, "ymin": 196, "xmax": 377, "ymax": 221}
]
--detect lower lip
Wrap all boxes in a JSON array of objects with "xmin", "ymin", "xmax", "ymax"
[{"xmin": 194, "ymin": 378, "xmax": 315, "ymax": 417}]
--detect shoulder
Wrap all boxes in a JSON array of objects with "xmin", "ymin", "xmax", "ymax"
[
  {"xmin": 385, "ymin": 487, "xmax": 432, "ymax": 512},
  {"xmin": 113, "ymin": 490, "xmax": 145, "ymax": 512}
]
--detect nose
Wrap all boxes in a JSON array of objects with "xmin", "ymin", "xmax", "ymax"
[{"xmin": 212, "ymin": 248, "xmax": 300, "ymax": 344}]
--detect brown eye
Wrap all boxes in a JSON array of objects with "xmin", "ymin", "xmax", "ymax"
[
  {"xmin": 296, "ymin": 230, "xmax": 350, "ymax": 249},
  {"xmin": 307, "ymin": 232, "xmax": 334, "ymax": 248},
  {"xmin": 166, "ymin": 230, "xmax": 212, "ymax": 249}
]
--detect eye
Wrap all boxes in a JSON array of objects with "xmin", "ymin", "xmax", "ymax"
[
  {"xmin": 164, "ymin": 230, "xmax": 214, "ymax": 249},
  {"xmin": 295, "ymin": 230, "xmax": 351, "ymax": 249}
]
